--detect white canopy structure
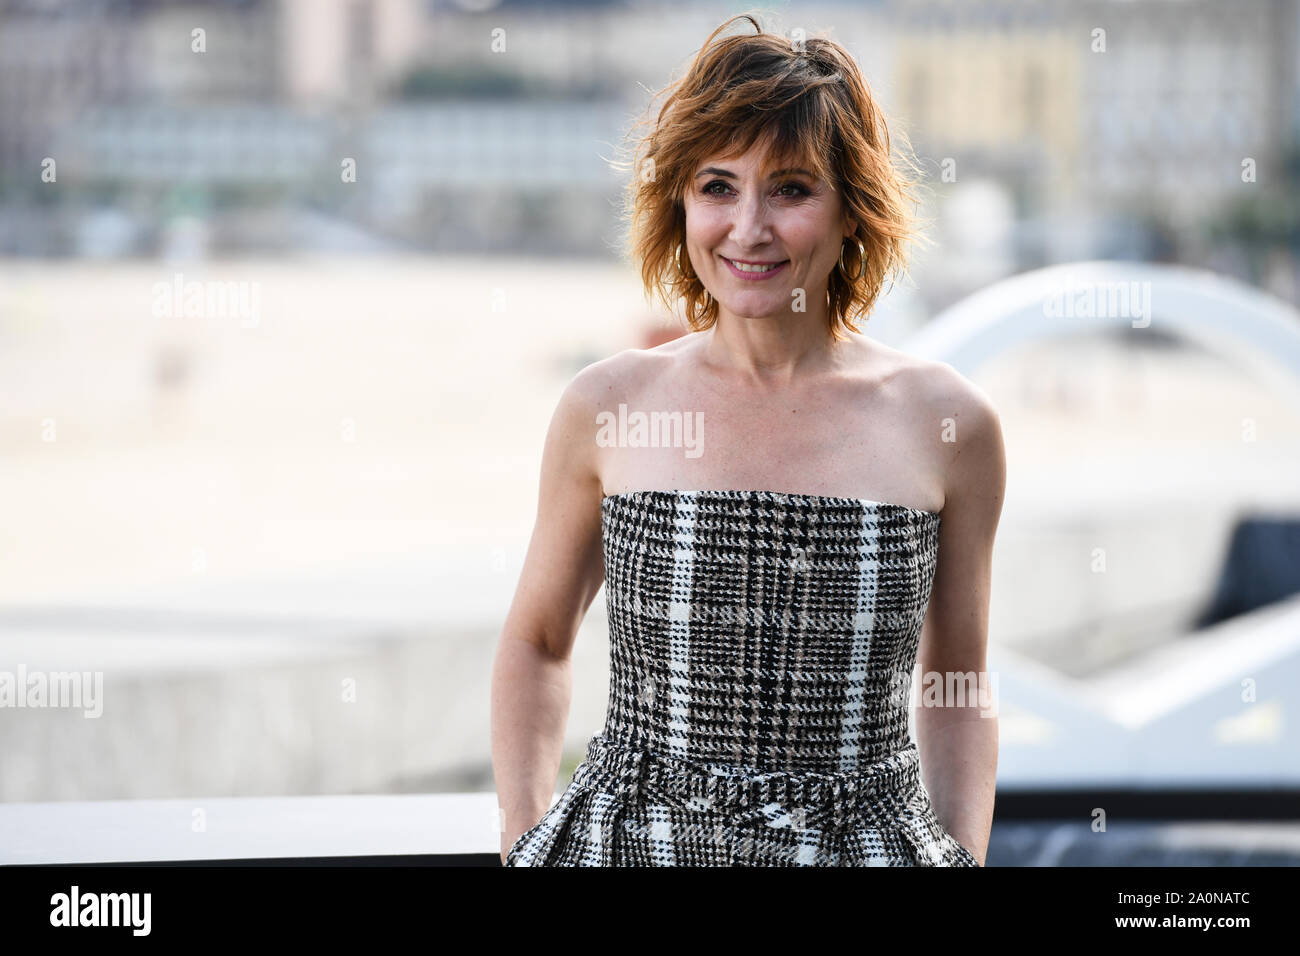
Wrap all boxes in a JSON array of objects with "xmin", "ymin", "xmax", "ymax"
[{"xmin": 905, "ymin": 261, "xmax": 1300, "ymax": 788}]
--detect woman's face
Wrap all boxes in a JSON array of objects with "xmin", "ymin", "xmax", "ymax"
[{"xmin": 682, "ymin": 144, "xmax": 854, "ymax": 323}]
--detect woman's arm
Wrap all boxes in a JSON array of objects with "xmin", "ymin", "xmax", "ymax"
[
  {"xmin": 914, "ymin": 367, "xmax": 1006, "ymax": 866},
  {"xmin": 490, "ymin": 366, "xmax": 608, "ymax": 865}
]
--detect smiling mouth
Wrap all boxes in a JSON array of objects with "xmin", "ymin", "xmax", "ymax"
[{"xmin": 721, "ymin": 256, "xmax": 789, "ymax": 274}]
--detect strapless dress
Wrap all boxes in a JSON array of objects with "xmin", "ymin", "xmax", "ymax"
[{"xmin": 505, "ymin": 488, "xmax": 979, "ymax": 867}]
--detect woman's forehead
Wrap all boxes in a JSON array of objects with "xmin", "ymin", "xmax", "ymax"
[{"xmin": 695, "ymin": 147, "xmax": 822, "ymax": 176}]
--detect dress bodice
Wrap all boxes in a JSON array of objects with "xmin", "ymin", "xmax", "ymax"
[{"xmin": 598, "ymin": 488, "xmax": 942, "ymax": 776}]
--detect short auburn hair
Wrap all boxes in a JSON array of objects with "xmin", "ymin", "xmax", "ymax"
[{"xmin": 616, "ymin": 12, "xmax": 930, "ymax": 340}]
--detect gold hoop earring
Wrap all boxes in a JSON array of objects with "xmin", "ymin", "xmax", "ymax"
[
  {"xmin": 675, "ymin": 242, "xmax": 692, "ymax": 278},
  {"xmin": 838, "ymin": 239, "xmax": 866, "ymax": 282}
]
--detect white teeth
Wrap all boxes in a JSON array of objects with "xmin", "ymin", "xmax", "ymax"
[{"xmin": 727, "ymin": 258, "xmax": 781, "ymax": 273}]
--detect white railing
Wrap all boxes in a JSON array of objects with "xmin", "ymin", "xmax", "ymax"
[{"xmin": 0, "ymin": 792, "xmax": 546, "ymax": 865}]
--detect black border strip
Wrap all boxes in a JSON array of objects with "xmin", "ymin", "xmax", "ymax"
[{"xmin": 994, "ymin": 788, "xmax": 1300, "ymax": 820}]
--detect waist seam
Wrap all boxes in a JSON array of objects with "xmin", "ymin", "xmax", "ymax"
[{"xmin": 571, "ymin": 732, "xmax": 922, "ymax": 832}]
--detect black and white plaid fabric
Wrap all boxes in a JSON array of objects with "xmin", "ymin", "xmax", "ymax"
[{"xmin": 506, "ymin": 488, "xmax": 979, "ymax": 867}]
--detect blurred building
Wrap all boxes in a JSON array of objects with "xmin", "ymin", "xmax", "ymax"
[
  {"xmin": 888, "ymin": 0, "xmax": 1300, "ymax": 263},
  {"xmin": 0, "ymin": 0, "xmax": 1296, "ymax": 278}
]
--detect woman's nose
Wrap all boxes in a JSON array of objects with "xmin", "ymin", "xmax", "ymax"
[{"xmin": 729, "ymin": 194, "xmax": 773, "ymax": 245}]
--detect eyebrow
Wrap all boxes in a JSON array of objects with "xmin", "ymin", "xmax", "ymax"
[{"xmin": 694, "ymin": 166, "xmax": 815, "ymax": 180}]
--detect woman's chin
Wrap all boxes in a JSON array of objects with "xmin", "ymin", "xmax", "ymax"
[{"xmin": 714, "ymin": 294, "xmax": 789, "ymax": 319}]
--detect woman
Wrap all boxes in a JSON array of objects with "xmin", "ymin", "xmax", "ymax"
[{"xmin": 491, "ymin": 13, "xmax": 1004, "ymax": 866}]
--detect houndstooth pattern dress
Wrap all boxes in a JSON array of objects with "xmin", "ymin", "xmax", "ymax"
[{"xmin": 505, "ymin": 488, "xmax": 980, "ymax": 867}]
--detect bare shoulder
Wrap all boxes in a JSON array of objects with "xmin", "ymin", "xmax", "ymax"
[
  {"xmin": 888, "ymin": 351, "xmax": 1005, "ymax": 511},
  {"xmin": 546, "ymin": 336, "xmax": 693, "ymax": 462},
  {"xmin": 560, "ymin": 333, "xmax": 696, "ymax": 407},
  {"xmin": 893, "ymin": 353, "xmax": 1001, "ymax": 439}
]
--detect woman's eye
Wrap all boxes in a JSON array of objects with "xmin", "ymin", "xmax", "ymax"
[{"xmin": 702, "ymin": 181, "xmax": 808, "ymax": 197}]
